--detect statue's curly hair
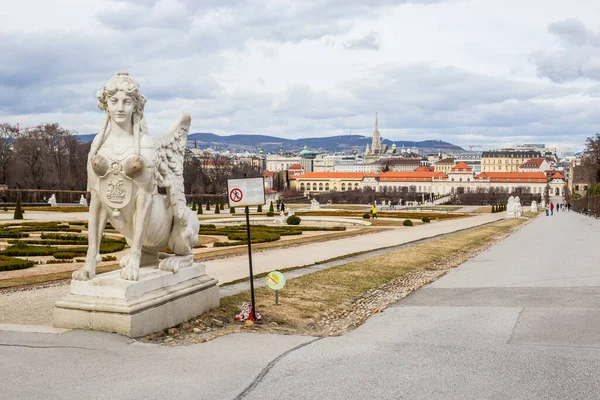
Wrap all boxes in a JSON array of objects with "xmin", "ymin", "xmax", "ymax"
[
  {"xmin": 96, "ymin": 72, "xmax": 146, "ymax": 115},
  {"xmin": 91, "ymin": 72, "xmax": 148, "ymax": 157}
]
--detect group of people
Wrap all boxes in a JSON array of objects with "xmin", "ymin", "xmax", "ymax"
[
  {"xmin": 546, "ymin": 202, "xmax": 571, "ymax": 216},
  {"xmin": 276, "ymin": 199, "xmax": 285, "ymax": 212}
]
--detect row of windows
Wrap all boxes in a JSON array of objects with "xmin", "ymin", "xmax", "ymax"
[{"xmin": 300, "ymin": 182, "xmax": 360, "ymax": 191}]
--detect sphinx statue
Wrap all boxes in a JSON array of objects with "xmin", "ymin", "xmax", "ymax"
[
  {"xmin": 505, "ymin": 196, "xmax": 516, "ymax": 219},
  {"xmin": 72, "ymin": 72, "xmax": 199, "ymax": 281}
]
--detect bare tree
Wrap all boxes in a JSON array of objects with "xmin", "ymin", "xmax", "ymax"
[
  {"xmin": 14, "ymin": 128, "xmax": 47, "ymax": 189},
  {"xmin": 0, "ymin": 123, "xmax": 17, "ymax": 185},
  {"xmin": 584, "ymin": 133, "xmax": 600, "ymax": 183},
  {"xmin": 40, "ymin": 123, "xmax": 71, "ymax": 189}
]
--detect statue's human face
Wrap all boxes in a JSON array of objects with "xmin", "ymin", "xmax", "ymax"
[{"xmin": 107, "ymin": 91, "xmax": 135, "ymax": 129}]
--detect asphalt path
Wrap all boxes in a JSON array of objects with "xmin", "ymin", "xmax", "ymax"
[{"xmin": 3, "ymin": 210, "xmax": 600, "ymax": 399}]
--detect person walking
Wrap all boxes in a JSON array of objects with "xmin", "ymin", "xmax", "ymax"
[
  {"xmin": 550, "ymin": 202, "xmax": 554, "ymax": 215},
  {"xmin": 371, "ymin": 204, "xmax": 378, "ymax": 219},
  {"xmin": 276, "ymin": 199, "xmax": 281, "ymax": 212},
  {"xmin": 545, "ymin": 203, "xmax": 549, "ymax": 216},
  {"xmin": 281, "ymin": 201, "xmax": 285, "ymax": 212},
  {"xmin": 568, "ymin": 203, "xmax": 571, "ymax": 212}
]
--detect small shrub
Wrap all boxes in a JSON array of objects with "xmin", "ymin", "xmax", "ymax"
[
  {"xmin": 76, "ymin": 259, "xmax": 85, "ymax": 262},
  {"xmin": 286, "ymin": 215, "xmax": 301, "ymax": 225},
  {"xmin": 3, "ymin": 207, "xmax": 7, "ymax": 212},
  {"xmin": 220, "ymin": 203, "xmax": 224, "ymax": 211},
  {"xmin": 266, "ymin": 211, "xmax": 275, "ymax": 217},
  {"xmin": 257, "ymin": 204, "xmax": 262, "ymax": 213},
  {"xmin": 230, "ymin": 207, "xmax": 235, "ymax": 214},
  {"xmin": 362, "ymin": 213, "xmax": 371, "ymax": 219},
  {"xmin": 214, "ymin": 205, "xmax": 221, "ymax": 214},
  {"xmin": 198, "ymin": 202, "xmax": 203, "ymax": 214},
  {"xmin": 403, "ymin": 219, "xmax": 413, "ymax": 226},
  {"xmin": 421, "ymin": 217, "xmax": 430, "ymax": 223},
  {"xmin": 268, "ymin": 201, "xmax": 274, "ymax": 214},
  {"xmin": 102, "ymin": 255, "xmax": 117, "ymax": 262},
  {"xmin": 206, "ymin": 201, "xmax": 211, "ymax": 211},
  {"xmin": 191, "ymin": 202, "xmax": 197, "ymax": 211}
]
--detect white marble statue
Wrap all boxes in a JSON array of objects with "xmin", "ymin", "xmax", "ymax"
[
  {"xmin": 72, "ymin": 72, "xmax": 199, "ymax": 281},
  {"xmin": 48, "ymin": 194, "xmax": 57, "ymax": 207},
  {"xmin": 530, "ymin": 200, "xmax": 538, "ymax": 213},
  {"xmin": 505, "ymin": 196, "xmax": 516, "ymax": 219},
  {"xmin": 79, "ymin": 195, "xmax": 88, "ymax": 207},
  {"xmin": 514, "ymin": 196, "xmax": 523, "ymax": 218},
  {"xmin": 310, "ymin": 198, "xmax": 320, "ymax": 210}
]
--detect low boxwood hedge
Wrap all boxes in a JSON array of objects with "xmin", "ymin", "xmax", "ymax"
[
  {"xmin": 403, "ymin": 219, "xmax": 413, "ymax": 226},
  {"xmin": 53, "ymin": 252, "xmax": 83, "ymax": 260},
  {"xmin": 0, "ymin": 256, "xmax": 35, "ymax": 272}
]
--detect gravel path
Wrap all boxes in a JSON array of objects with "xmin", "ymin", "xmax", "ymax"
[{"xmin": 0, "ymin": 283, "xmax": 69, "ymax": 325}]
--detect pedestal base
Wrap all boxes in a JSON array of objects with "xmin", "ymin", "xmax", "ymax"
[{"xmin": 54, "ymin": 263, "xmax": 219, "ymax": 337}]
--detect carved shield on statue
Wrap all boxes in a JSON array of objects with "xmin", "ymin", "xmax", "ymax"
[{"xmin": 100, "ymin": 171, "xmax": 134, "ymax": 210}]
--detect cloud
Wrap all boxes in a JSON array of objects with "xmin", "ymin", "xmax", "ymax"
[
  {"xmin": 343, "ymin": 32, "xmax": 381, "ymax": 50},
  {"xmin": 532, "ymin": 19, "xmax": 600, "ymax": 83}
]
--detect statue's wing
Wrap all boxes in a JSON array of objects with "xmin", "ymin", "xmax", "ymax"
[{"xmin": 155, "ymin": 113, "xmax": 191, "ymax": 224}]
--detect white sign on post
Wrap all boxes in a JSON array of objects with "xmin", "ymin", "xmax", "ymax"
[{"xmin": 227, "ymin": 177, "xmax": 265, "ymax": 208}]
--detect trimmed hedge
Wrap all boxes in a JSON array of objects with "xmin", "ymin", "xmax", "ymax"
[
  {"xmin": 421, "ymin": 217, "xmax": 431, "ymax": 223},
  {"xmin": 403, "ymin": 219, "xmax": 413, "ymax": 226},
  {"xmin": 53, "ymin": 252, "xmax": 83, "ymax": 260},
  {"xmin": 0, "ymin": 231, "xmax": 29, "ymax": 238},
  {"xmin": 363, "ymin": 213, "xmax": 371, "ymax": 219},
  {"xmin": 0, "ymin": 256, "xmax": 35, "ymax": 272}
]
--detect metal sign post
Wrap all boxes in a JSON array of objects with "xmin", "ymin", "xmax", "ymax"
[
  {"xmin": 227, "ymin": 177, "xmax": 265, "ymax": 322},
  {"xmin": 266, "ymin": 271, "xmax": 286, "ymax": 306},
  {"xmin": 244, "ymin": 205, "xmax": 257, "ymax": 321}
]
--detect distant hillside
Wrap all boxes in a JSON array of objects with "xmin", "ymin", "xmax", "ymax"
[
  {"xmin": 185, "ymin": 133, "xmax": 463, "ymax": 153},
  {"xmin": 75, "ymin": 132, "xmax": 463, "ymax": 153}
]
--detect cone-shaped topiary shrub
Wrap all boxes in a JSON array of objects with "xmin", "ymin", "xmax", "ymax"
[{"xmin": 13, "ymin": 198, "xmax": 23, "ymax": 220}]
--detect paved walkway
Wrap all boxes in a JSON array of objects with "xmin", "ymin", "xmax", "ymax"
[
  {"xmin": 0, "ymin": 213, "xmax": 503, "ymax": 326},
  {"xmin": 2, "ymin": 208, "xmax": 599, "ymax": 399}
]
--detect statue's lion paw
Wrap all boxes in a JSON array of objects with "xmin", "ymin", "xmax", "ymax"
[
  {"xmin": 119, "ymin": 254, "xmax": 130, "ymax": 269},
  {"xmin": 158, "ymin": 257, "xmax": 180, "ymax": 274},
  {"xmin": 96, "ymin": 254, "xmax": 103, "ymax": 263},
  {"xmin": 72, "ymin": 268, "xmax": 94, "ymax": 281},
  {"xmin": 120, "ymin": 260, "xmax": 139, "ymax": 281}
]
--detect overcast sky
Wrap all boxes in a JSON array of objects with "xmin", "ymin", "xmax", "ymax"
[{"xmin": 2, "ymin": 0, "xmax": 600, "ymax": 150}]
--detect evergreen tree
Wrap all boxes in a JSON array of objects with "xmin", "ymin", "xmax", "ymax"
[
  {"xmin": 230, "ymin": 206, "xmax": 235, "ymax": 214},
  {"xmin": 13, "ymin": 197, "xmax": 23, "ymax": 220},
  {"xmin": 269, "ymin": 201, "xmax": 274, "ymax": 213},
  {"xmin": 197, "ymin": 201, "xmax": 203, "ymax": 214},
  {"xmin": 206, "ymin": 201, "xmax": 211, "ymax": 211},
  {"xmin": 220, "ymin": 202, "xmax": 224, "ymax": 211},
  {"xmin": 257, "ymin": 204, "xmax": 262, "ymax": 213},
  {"xmin": 192, "ymin": 202, "xmax": 197, "ymax": 211}
]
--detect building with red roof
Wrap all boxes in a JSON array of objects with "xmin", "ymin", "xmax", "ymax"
[{"xmin": 519, "ymin": 158, "xmax": 551, "ymax": 173}]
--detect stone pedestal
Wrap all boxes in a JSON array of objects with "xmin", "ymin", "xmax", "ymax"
[{"xmin": 54, "ymin": 263, "xmax": 219, "ymax": 337}]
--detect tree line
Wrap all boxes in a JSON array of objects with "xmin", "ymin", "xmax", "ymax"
[
  {"xmin": 0, "ymin": 123, "xmax": 90, "ymax": 190},
  {"xmin": 0, "ymin": 122, "xmax": 263, "ymax": 195}
]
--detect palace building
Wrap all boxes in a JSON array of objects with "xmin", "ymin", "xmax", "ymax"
[{"xmin": 290, "ymin": 170, "xmax": 566, "ymax": 196}]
